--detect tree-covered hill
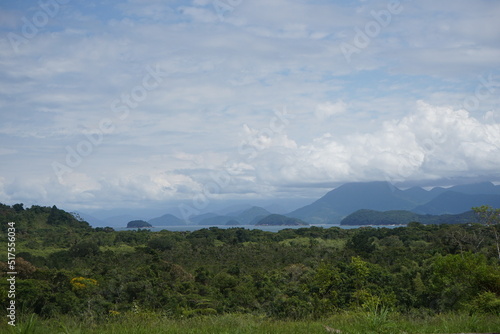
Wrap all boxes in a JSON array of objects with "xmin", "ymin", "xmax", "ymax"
[
  {"xmin": 340, "ymin": 209, "xmax": 478, "ymax": 226},
  {"xmin": 0, "ymin": 203, "xmax": 92, "ymax": 234},
  {"xmin": 255, "ymin": 214, "xmax": 308, "ymax": 226},
  {"xmin": 126, "ymin": 220, "xmax": 153, "ymax": 228}
]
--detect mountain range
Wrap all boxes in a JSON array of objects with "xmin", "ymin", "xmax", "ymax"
[
  {"xmin": 146, "ymin": 206, "xmax": 273, "ymax": 227},
  {"xmin": 80, "ymin": 181, "xmax": 500, "ymax": 227},
  {"xmin": 286, "ymin": 181, "xmax": 500, "ymax": 224}
]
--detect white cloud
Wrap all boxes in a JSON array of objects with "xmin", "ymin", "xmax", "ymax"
[
  {"xmin": 58, "ymin": 172, "xmax": 102, "ymax": 194},
  {"xmin": 315, "ymin": 100, "xmax": 347, "ymax": 120},
  {"xmin": 180, "ymin": 6, "xmax": 218, "ymax": 23},
  {"xmin": 243, "ymin": 102, "xmax": 500, "ymax": 188},
  {"xmin": 0, "ymin": 148, "xmax": 17, "ymax": 155}
]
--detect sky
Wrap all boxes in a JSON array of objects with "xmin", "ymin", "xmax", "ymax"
[{"xmin": 1, "ymin": 0, "xmax": 500, "ymax": 216}]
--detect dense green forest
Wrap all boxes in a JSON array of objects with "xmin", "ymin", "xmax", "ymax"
[
  {"xmin": 340, "ymin": 209, "xmax": 478, "ymax": 226},
  {"xmin": 1, "ymin": 203, "xmax": 500, "ymax": 333}
]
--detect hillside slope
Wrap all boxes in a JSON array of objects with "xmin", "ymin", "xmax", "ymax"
[
  {"xmin": 287, "ymin": 181, "xmax": 415, "ymax": 224},
  {"xmin": 340, "ymin": 209, "xmax": 478, "ymax": 226}
]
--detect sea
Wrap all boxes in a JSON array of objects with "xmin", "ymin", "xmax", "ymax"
[{"xmin": 116, "ymin": 224, "xmax": 405, "ymax": 232}]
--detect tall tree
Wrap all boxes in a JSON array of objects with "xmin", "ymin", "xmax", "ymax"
[{"xmin": 472, "ymin": 205, "xmax": 500, "ymax": 260}]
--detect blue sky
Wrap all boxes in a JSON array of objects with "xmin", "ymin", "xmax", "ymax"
[{"xmin": 1, "ymin": 0, "xmax": 500, "ymax": 213}]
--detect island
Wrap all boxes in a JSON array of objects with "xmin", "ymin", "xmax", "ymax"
[
  {"xmin": 225, "ymin": 219, "xmax": 241, "ymax": 226},
  {"xmin": 127, "ymin": 220, "xmax": 153, "ymax": 228},
  {"xmin": 339, "ymin": 209, "xmax": 477, "ymax": 226},
  {"xmin": 255, "ymin": 214, "xmax": 309, "ymax": 226}
]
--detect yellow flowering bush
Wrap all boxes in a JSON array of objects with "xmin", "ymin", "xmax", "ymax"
[{"xmin": 70, "ymin": 277, "xmax": 98, "ymax": 291}]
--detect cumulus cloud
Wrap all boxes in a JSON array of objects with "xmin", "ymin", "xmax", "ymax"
[
  {"xmin": 315, "ymin": 100, "xmax": 347, "ymax": 120},
  {"xmin": 179, "ymin": 6, "xmax": 218, "ymax": 23},
  {"xmin": 246, "ymin": 102, "xmax": 500, "ymax": 187}
]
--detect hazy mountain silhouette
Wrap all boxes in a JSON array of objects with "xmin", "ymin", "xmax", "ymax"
[
  {"xmin": 413, "ymin": 191, "xmax": 500, "ymax": 215},
  {"xmin": 287, "ymin": 181, "xmax": 415, "ymax": 224},
  {"xmin": 287, "ymin": 181, "xmax": 500, "ymax": 224},
  {"xmin": 255, "ymin": 214, "xmax": 308, "ymax": 226},
  {"xmin": 198, "ymin": 215, "xmax": 239, "ymax": 225},
  {"xmin": 74, "ymin": 211, "xmax": 106, "ymax": 227},
  {"xmin": 236, "ymin": 206, "xmax": 272, "ymax": 224},
  {"xmin": 148, "ymin": 213, "xmax": 185, "ymax": 226},
  {"xmin": 400, "ymin": 186, "xmax": 440, "ymax": 204},
  {"xmin": 102, "ymin": 214, "xmax": 142, "ymax": 227},
  {"xmin": 188, "ymin": 212, "xmax": 218, "ymax": 224},
  {"xmin": 447, "ymin": 181, "xmax": 500, "ymax": 195},
  {"xmin": 195, "ymin": 206, "xmax": 272, "ymax": 226},
  {"xmin": 95, "ymin": 181, "xmax": 500, "ymax": 227}
]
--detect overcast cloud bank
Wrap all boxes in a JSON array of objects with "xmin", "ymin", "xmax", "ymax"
[{"xmin": 1, "ymin": 0, "xmax": 499, "ymax": 210}]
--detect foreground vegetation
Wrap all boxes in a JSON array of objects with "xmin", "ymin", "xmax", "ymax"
[
  {"xmin": 1, "ymin": 203, "xmax": 500, "ymax": 333},
  {"xmin": 9, "ymin": 312, "xmax": 500, "ymax": 334}
]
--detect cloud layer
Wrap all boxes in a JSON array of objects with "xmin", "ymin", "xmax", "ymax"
[{"xmin": 1, "ymin": 0, "xmax": 500, "ymax": 210}]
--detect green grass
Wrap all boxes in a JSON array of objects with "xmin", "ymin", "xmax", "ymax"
[
  {"xmin": 99, "ymin": 243, "xmax": 137, "ymax": 254},
  {"xmin": 279, "ymin": 237, "xmax": 346, "ymax": 250},
  {"xmin": 18, "ymin": 242, "xmax": 137, "ymax": 258},
  {"xmin": 3, "ymin": 312, "xmax": 500, "ymax": 334},
  {"xmin": 17, "ymin": 243, "xmax": 68, "ymax": 257}
]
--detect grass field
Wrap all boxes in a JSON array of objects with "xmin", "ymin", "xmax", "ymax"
[{"xmin": 5, "ymin": 311, "xmax": 500, "ymax": 334}]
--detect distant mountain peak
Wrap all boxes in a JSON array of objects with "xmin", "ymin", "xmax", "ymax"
[
  {"xmin": 288, "ymin": 180, "xmax": 500, "ymax": 224},
  {"xmin": 322, "ymin": 181, "xmax": 403, "ymax": 199},
  {"xmin": 255, "ymin": 214, "xmax": 308, "ymax": 226},
  {"xmin": 236, "ymin": 206, "xmax": 271, "ymax": 225},
  {"xmin": 148, "ymin": 213, "xmax": 185, "ymax": 226}
]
